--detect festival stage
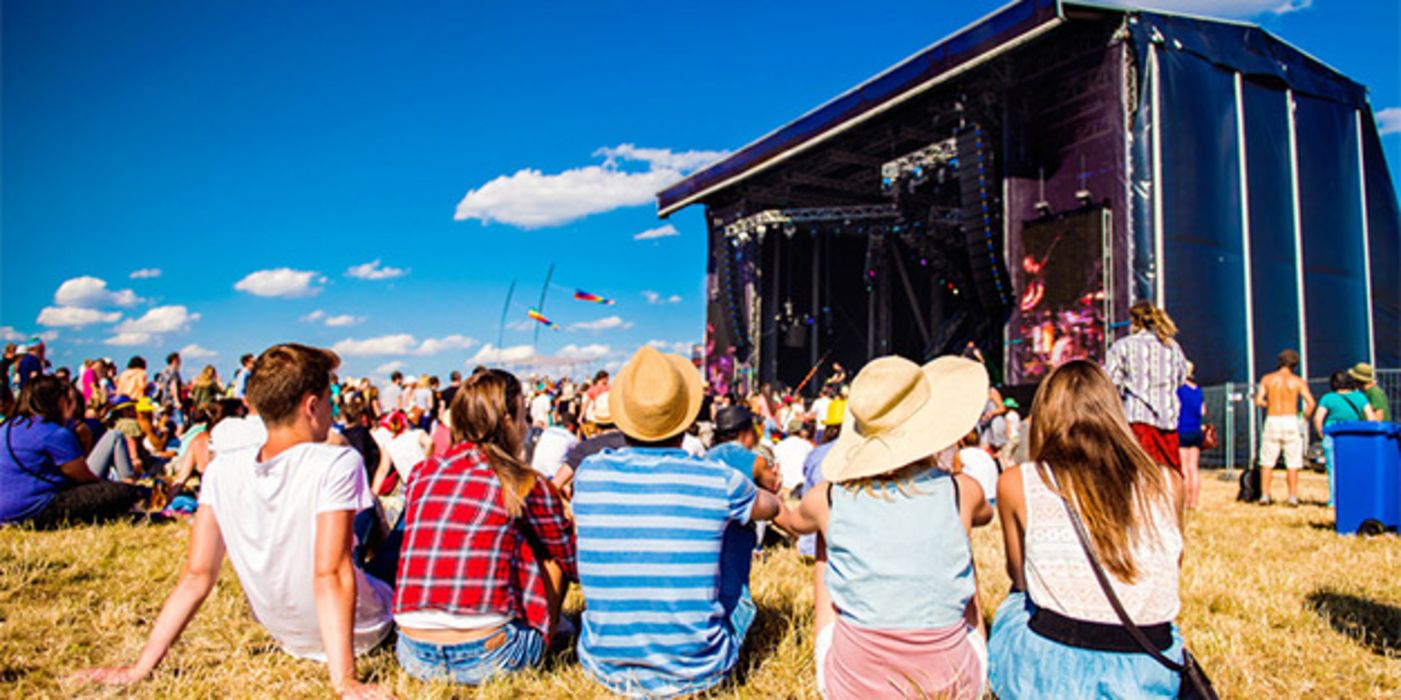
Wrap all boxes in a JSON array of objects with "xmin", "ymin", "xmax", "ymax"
[{"xmin": 656, "ymin": 0, "xmax": 1399, "ymax": 395}]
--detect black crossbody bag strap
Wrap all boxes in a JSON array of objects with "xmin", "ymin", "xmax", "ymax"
[{"xmin": 1043, "ymin": 465, "xmax": 1217, "ymax": 700}]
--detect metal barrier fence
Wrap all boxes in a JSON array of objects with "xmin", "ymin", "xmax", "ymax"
[{"xmin": 1199, "ymin": 369, "xmax": 1399, "ymax": 470}]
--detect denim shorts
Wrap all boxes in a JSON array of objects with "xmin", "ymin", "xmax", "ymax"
[{"xmin": 395, "ymin": 619, "xmax": 545, "ymax": 685}]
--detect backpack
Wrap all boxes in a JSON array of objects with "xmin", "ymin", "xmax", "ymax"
[{"xmin": 1237, "ymin": 462, "xmax": 1261, "ymax": 502}]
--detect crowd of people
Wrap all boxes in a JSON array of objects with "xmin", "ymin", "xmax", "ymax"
[{"xmin": 0, "ymin": 298, "xmax": 1390, "ymax": 698}]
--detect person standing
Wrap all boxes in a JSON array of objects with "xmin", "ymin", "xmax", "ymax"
[
  {"xmin": 153, "ymin": 352, "xmax": 184, "ymax": 416},
  {"xmin": 1104, "ymin": 301, "xmax": 1188, "ymax": 471},
  {"xmin": 1348, "ymin": 363, "xmax": 1391, "ymax": 422},
  {"xmin": 1175, "ymin": 363, "xmax": 1205, "ymax": 509},
  {"xmin": 16, "ymin": 340, "xmax": 47, "ymax": 388},
  {"xmin": 116, "ymin": 356, "xmax": 148, "ymax": 399},
  {"xmin": 231, "ymin": 353, "xmax": 255, "ymax": 401},
  {"xmin": 1255, "ymin": 349, "xmax": 1316, "ymax": 506},
  {"xmin": 378, "ymin": 372, "xmax": 404, "ymax": 417},
  {"xmin": 1314, "ymin": 370, "xmax": 1381, "ymax": 506}
]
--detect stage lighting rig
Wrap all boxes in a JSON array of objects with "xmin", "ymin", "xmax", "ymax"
[
  {"xmin": 881, "ymin": 137, "xmax": 958, "ymax": 195},
  {"xmin": 721, "ymin": 204, "xmax": 899, "ymax": 240}
]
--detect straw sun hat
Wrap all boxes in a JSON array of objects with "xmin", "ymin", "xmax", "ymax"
[
  {"xmin": 822, "ymin": 355, "xmax": 989, "ymax": 483},
  {"xmin": 610, "ymin": 346, "xmax": 703, "ymax": 442}
]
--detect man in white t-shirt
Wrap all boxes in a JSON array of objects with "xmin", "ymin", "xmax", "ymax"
[
  {"xmin": 71, "ymin": 344, "xmax": 394, "ymax": 699},
  {"xmin": 530, "ymin": 414, "xmax": 579, "ymax": 480},
  {"xmin": 772, "ymin": 423, "xmax": 816, "ymax": 494},
  {"xmin": 810, "ymin": 389, "xmax": 833, "ymax": 443}
]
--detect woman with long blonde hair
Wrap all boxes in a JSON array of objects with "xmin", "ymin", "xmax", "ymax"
[
  {"xmin": 392, "ymin": 368, "xmax": 575, "ymax": 685},
  {"xmin": 989, "ymin": 359, "xmax": 1186, "ymax": 697}
]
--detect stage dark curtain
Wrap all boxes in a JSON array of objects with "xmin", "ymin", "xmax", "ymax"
[
  {"xmin": 1360, "ymin": 107, "xmax": 1400, "ymax": 369},
  {"xmin": 1159, "ymin": 51, "xmax": 1248, "ymax": 384},
  {"xmin": 1241, "ymin": 80, "xmax": 1303, "ymax": 375},
  {"xmin": 1294, "ymin": 94, "xmax": 1371, "ymax": 378}
]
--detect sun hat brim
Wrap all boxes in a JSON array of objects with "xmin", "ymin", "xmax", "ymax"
[
  {"xmin": 822, "ymin": 356, "xmax": 989, "ymax": 483},
  {"xmin": 611, "ymin": 352, "xmax": 703, "ymax": 442}
]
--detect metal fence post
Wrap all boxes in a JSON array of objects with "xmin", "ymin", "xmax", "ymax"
[{"xmin": 1224, "ymin": 382, "xmax": 1236, "ymax": 471}]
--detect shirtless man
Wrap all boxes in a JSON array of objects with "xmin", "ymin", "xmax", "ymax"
[{"xmin": 1255, "ymin": 349, "xmax": 1316, "ymax": 506}]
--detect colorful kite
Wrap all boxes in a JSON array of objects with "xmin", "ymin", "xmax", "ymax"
[
  {"xmin": 573, "ymin": 289, "xmax": 616, "ymax": 306},
  {"xmin": 527, "ymin": 308, "xmax": 560, "ymax": 330}
]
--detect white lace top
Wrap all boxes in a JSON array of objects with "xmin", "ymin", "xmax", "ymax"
[{"xmin": 1022, "ymin": 463, "xmax": 1182, "ymax": 625}]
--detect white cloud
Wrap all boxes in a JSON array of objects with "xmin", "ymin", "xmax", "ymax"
[
  {"xmin": 375, "ymin": 360, "xmax": 406, "ymax": 375},
  {"xmin": 346, "ymin": 259, "xmax": 407, "ymax": 281},
  {"xmin": 129, "ymin": 268, "xmax": 162, "ymax": 279},
  {"xmin": 568, "ymin": 316, "xmax": 634, "ymax": 332},
  {"xmin": 1, "ymin": 327, "xmax": 59, "ymax": 343},
  {"xmin": 323, "ymin": 314, "xmax": 364, "ymax": 328},
  {"xmin": 37, "ymin": 306, "xmax": 121, "ymax": 328},
  {"xmin": 234, "ymin": 268, "xmax": 323, "ymax": 298},
  {"xmin": 179, "ymin": 344, "xmax": 218, "ymax": 359},
  {"xmin": 647, "ymin": 339, "xmax": 694, "ymax": 355},
  {"xmin": 1377, "ymin": 107, "xmax": 1401, "ymax": 136},
  {"xmin": 642, "ymin": 290, "xmax": 682, "ymax": 305},
  {"xmin": 1091, "ymin": 0, "xmax": 1310, "ymax": 18},
  {"xmin": 454, "ymin": 145, "xmax": 729, "ymax": 229},
  {"xmin": 332, "ymin": 334, "xmax": 419, "ymax": 357},
  {"xmin": 595, "ymin": 144, "xmax": 727, "ymax": 172},
  {"xmin": 415, "ymin": 334, "xmax": 477, "ymax": 355},
  {"xmin": 301, "ymin": 309, "xmax": 326, "ymax": 323},
  {"xmin": 557, "ymin": 344, "xmax": 611, "ymax": 361},
  {"xmin": 117, "ymin": 305, "xmax": 201, "ymax": 335},
  {"xmin": 104, "ymin": 332, "xmax": 153, "ymax": 347},
  {"xmin": 54, "ymin": 276, "xmax": 141, "ymax": 308},
  {"xmin": 634, "ymin": 224, "xmax": 679, "ymax": 241},
  {"xmin": 469, "ymin": 343, "xmax": 540, "ymax": 365},
  {"xmin": 466, "ymin": 343, "xmax": 612, "ymax": 368},
  {"xmin": 332, "ymin": 333, "xmax": 479, "ymax": 357}
]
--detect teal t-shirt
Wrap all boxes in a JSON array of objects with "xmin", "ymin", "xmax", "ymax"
[{"xmin": 1318, "ymin": 391, "xmax": 1370, "ymax": 427}]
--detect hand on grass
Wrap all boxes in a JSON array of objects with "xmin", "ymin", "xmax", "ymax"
[
  {"xmin": 67, "ymin": 664, "xmax": 148, "ymax": 686},
  {"xmin": 338, "ymin": 679, "xmax": 395, "ymax": 699}
]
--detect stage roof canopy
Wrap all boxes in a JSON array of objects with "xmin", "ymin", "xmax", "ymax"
[{"xmin": 656, "ymin": 0, "xmax": 1370, "ymax": 218}]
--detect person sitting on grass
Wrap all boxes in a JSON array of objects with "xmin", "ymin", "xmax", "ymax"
[
  {"xmin": 393, "ymin": 368, "xmax": 576, "ymax": 685},
  {"xmin": 783, "ymin": 355, "xmax": 994, "ymax": 699},
  {"xmin": 69, "ymin": 344, "xmax": 396, "ymax": 699},
  {"xmin": 989, "ymin": 360, "xmax": 1186, "ymax": 698},
  {"xmin": 0, "ymin": 375, "xmax": 143, "ymax": 527},
  {"xmin": 572, "ymin": 346, "xmax": 787, "ymax": 698},
  {"xmin": 163, "ymin": 399, "xmax": 246, "ymax": 501}
]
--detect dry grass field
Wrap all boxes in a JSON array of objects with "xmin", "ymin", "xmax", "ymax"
[{"xmin": 2, "ymin": 471, "xmax": 1398, "ymax": 699}]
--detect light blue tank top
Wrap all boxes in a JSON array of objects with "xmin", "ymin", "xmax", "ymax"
[{"xmin": 825, "ymin": 466, "xmax": 975, "ymax": 629}]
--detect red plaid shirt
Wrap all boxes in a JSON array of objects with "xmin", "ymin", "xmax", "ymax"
[{"xmin": 393, "ymin": 442, "xmax": 576, "ymax": 632}]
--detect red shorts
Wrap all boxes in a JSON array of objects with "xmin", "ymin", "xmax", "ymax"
[{"xmin": 1130, "ymin": 423, "xmax": 1181, "ymax": 471}]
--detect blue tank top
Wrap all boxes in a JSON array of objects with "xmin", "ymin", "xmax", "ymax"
[{"xmin": 825, "ymin": 466, "xmax": 975, "ymax": 629}]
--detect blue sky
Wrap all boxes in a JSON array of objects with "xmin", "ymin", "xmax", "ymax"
[{"xmin": 3, "ymin": 0, "xmax": 1398, "ymax": 381}]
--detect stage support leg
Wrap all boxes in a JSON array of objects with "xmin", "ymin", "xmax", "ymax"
[
  {"xmin": 891, "ymin": 245, "xmax": 932, "ymax": 349},
  {"xmin": 811, "ymin": 234, "xmax": 821, "ymax": 384}
]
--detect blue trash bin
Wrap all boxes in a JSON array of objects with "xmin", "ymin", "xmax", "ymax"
[{"xmin": 1323, "ymin": 421, "xmax": 1401, "ymax": 535}]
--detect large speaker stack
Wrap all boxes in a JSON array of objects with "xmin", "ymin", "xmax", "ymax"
[{"xmin": 956, "ymin": 124, "xmax": 1012, "ymax": 319}]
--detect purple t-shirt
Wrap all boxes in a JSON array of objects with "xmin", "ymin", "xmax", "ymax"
[{"xmin": 0, "ymin": 418, "xmax": 83, "ymax": 523}]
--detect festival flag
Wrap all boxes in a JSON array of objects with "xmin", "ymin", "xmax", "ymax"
[
  {"xmin": 573, "ymin": 289, "xmax": 616, "ymax": 305},
  {"xmin": 527, "ymin": 307, "xmax": 559, "ymax": 330}
]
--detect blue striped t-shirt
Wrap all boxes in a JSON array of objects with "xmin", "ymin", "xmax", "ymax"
[{"xmin": 573, "ymin": 446, "xmax": 757, "ymax": 698}]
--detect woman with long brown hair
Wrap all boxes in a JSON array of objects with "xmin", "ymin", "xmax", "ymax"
[
  {"xmin": 392, "ymin": 368, "xmax": 575, "ymax": 685},
  {"xmin": 989, "ymin": 359, "xmax": 1186, "ymax": 698}
]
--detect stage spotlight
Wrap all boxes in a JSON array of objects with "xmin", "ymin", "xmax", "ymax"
[
  {"xmin": 1034, "ymin": 200, "xmax": 1053, "ymax": 217},
  {"xmin": 1075, "ymin": 189, "xmax": 1093, "ymax": 205}
]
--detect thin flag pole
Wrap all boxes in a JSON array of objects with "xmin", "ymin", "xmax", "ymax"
[
  {"xmin": 533, "ymin": 263, "xmax": 555, "ymax": 348},
  {"xmin": 497, "ymin": 279, "xmax": 517, "ymax": 363}
]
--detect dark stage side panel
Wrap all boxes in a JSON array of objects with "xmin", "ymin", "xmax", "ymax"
[
  {"xmin": 1295, "ymin": 94, "xmax": 1371, "ymax": 377},
  {"xmin": 1241, "ymin": 80, "xmax": 1303, "ymax": 374},
  {"xmin": 1159, "ymin": 48, "xmax": 1248, "ymax": 385}
]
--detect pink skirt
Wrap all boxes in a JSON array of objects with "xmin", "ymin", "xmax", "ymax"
[{"xmin": 820, "ymin": 617, "xmax": 985, "ymax": 700}]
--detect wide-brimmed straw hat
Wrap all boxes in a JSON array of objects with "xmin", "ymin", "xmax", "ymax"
[
  {"xmin": 611, "ymin": 346, "xmax": 703, "ymax": 442},
  {"xmin": 1349, "ymin": 362, "xmax": 1376, "ymax": 384},
  {"xmin": 822, "ymin": 355, "xmax": 988, "ymax": 483}
]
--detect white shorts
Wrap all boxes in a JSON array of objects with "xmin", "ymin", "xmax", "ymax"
[
  {"xmin": 1260, "ymin": 415, "xmax": 1304, "ymax": 470},
  {"xmin": 813, "ymin": 621, "xmax": 987, "ymax": 698}
]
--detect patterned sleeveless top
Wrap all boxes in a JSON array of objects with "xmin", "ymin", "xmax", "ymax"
[{"xmin": 1022, "ymin": 462, "xmax": 1181, "ymax": 625}]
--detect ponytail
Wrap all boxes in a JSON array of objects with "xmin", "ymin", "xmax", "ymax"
[{"xmin": 451, "ymin": 369, "xmax": 535, "ymax": 517}]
